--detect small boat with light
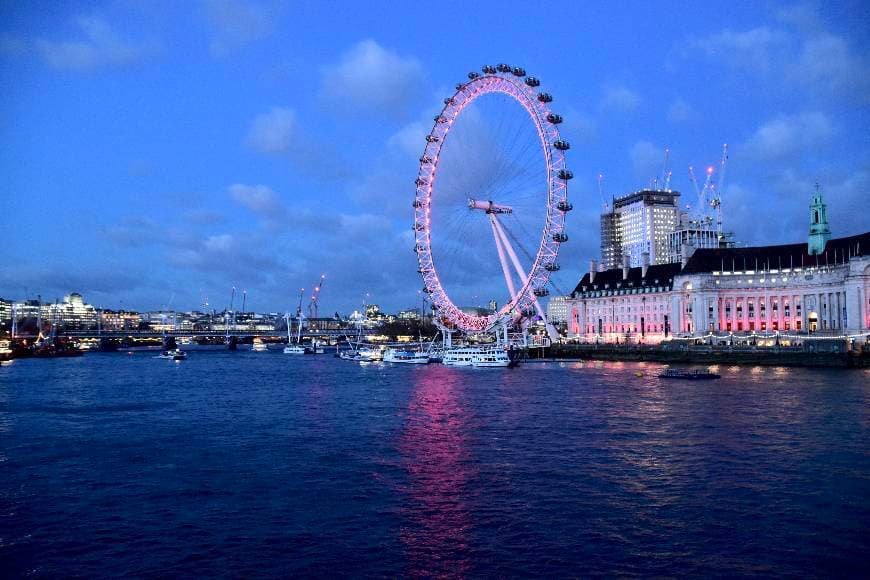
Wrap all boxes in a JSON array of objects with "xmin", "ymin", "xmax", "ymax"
[
  {"xmin": 156, "ymin": 348, "xmax": 187, "ymax": 360},
  {"xmin": 658, "ymin": 368, "xmax": 720, "ymax": 380}
]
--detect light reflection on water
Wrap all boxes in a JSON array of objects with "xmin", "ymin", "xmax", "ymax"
[
  {"xmin": 0, "ymin": 353, "xmax": 867, "ymax": 577},
  {"xmin": 399, "ymin": 367, "xmax": 472, "ymax": 577}
]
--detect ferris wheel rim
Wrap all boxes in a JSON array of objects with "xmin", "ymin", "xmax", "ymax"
[{"xmin": 413, "ymin": 68, "xmax": 570, "ymax": 333}]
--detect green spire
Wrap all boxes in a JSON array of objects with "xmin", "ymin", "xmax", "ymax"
[{"xmin": 808, "ymin": 183, "xmax": 831, "ymax": 256}]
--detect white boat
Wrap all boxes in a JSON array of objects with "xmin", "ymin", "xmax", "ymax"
[
  {"xmin": 283, "ymin": 311, "xmax": 312, "ymax": 354},
  {"xmin": 357, "ymin": 345, "xmax": 383, "ymax": 361},
  {"xmin": 252, "ymin": 338, "xmax": 269, "ymax": 352},
  {"xmin": 442, "ymin": 344, "xmax": 515, "ymax": 367},
  {"xmin": 283, "ymin": 344, "xmax": 311, "ymax": 354},
  {"xmin": 383, "ymin": 347, "xmax": 430, "ymax": 364},
  {"xmin": 155, "ymin": 348, "xmax": 187, "ymax": 360},
  {"xmin": 0, "ymin": 339, "xmax": 12, "ymax": 361}
]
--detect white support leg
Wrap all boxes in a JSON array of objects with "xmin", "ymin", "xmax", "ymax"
[
  {"xmin": 491, "ymin": 216, "xmax": 559, "ymax": 342},
  {"xmin": 490, "ymin": 214, "xmax": 518, "ymax": 301}
]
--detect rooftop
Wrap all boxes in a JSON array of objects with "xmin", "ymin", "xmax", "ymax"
[
  {"xmin": 574, "ymin": 231, "xmax": 870, "ymax": 295},
  {"xmin": 681, "ymin": 231, "xmax": 870, "ymax": 274}
]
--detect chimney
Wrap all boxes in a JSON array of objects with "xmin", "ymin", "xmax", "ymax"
[
  {"xmin": 680, "ymin": 242, "xmax": 697, "ymax": 269},
  {"xmin": 589, "ymin": 259, "xmax": 597, "ymax": 284},
  {"xmin": 622, "ymin": 253, "xmax": 630, "ymax": 280},
  {"xmin": 641, "ymin": 252, "xmax": 650, "ymax": 279}
]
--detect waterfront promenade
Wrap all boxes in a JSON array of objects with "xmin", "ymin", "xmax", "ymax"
[{"xmin": 546, "ymin": 341, "xmax": 870, "ymax": 368}]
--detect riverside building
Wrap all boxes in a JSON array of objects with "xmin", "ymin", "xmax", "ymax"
[
  {"xmin": 567, "ymin": 192, "xmax": 869, "ymax": 343},
  {"xmin": 600, "ymin": 189, "xmax": 682, "ymax": 269}
]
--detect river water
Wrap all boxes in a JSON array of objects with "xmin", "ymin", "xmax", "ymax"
[{"xmin": 1, "ymin": 350, "xmax": 868, "ymax": 577}]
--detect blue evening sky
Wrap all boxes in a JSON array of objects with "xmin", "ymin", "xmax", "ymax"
[{"xmin": 1, "ymin": 0, "xmax": 868, "ymax": 314}]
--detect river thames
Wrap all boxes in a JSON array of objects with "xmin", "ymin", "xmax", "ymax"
[{"xmin": 1, "ymin": 351, "xmax": 868, "ymax": 577}]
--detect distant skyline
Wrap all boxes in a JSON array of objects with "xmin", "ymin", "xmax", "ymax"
[{"xmin": 2, "ymin": 1, "xmax": 869, "ymax": 313}]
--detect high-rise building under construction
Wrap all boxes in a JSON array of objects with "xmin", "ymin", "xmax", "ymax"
[{"xmin": 599, "ymin": 189, "xmax": 682, "ymax": 268}]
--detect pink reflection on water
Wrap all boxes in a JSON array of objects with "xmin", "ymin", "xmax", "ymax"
[{"xmin": 398, "ymin": 366, "xmax": 474, "ymax": 577}]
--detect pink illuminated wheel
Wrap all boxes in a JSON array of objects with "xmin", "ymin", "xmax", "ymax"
[{"xmin": 413, "ymin": 65, "xmax": 572, "ymax": 333}]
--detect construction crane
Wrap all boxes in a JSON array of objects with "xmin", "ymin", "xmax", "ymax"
[
  {"xmin": 597, "ymin": 173, "xmax": 609, "ymax": 211},
  {"xmin": 659, "ymin": 148, "xmax": 671, "ymax": 191},
  {"xmin": 713, "ymin": 143, "xmax": 728, "ymax": 233},
  {"xmin": 308, "ymin": 274, "xmax": 326, "ymax": 319},
  {"xmin": 295, "ymin": 287, "xmax": 305, "ymax": 318}
]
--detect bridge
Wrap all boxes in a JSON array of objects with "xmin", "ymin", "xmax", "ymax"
[{"xmin": 15, "ymin": 328, "xmax": 375, "ymax": 341}]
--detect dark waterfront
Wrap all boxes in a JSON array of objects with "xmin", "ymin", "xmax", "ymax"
[{"xmin": 1, "ymin": 352, "xmax": 868, "ymax": 577}]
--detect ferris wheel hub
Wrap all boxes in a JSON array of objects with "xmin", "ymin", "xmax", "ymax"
[{"xmin": 467, "ymin": 199, "xmax": 513, "ymax": 214}]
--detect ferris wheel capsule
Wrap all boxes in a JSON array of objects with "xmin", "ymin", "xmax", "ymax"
[
  {"xmin": 525, "ymin": 77, "xmax": 541, "ymax": 87},
  {"xmin": 496, "ymin": 63, "xmax": 511, "ymax": 73}
]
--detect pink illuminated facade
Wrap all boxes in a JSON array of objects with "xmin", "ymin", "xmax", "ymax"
[{"xmin": 566, "ymin": 232, "xmax": 870, "ymax": 343}]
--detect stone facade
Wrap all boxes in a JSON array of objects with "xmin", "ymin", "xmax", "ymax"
[{"xmin": 566, "ymin": 232, "xmax": 870, "ymax": 343}]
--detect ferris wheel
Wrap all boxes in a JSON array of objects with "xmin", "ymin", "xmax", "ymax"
[{"xmin": 413, "ymin": 64, "xmax": 572, "ymax": 335}]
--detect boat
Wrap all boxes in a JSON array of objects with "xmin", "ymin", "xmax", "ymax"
[
  {"xmin": 155, "ymin": 348, "xmax": 187, "ymax": 360},
  {"xmin": 658, "ymin": 368, "xmax": 720, "ymax": 380},
  {"xmin": 357, "ymin": 345, "xmax": 384, "ymax": 361},
  {"xmin": 338, "ymin": 350, "xmax": 366, "ymax": 361},
  {"xmin": 383, "ymin": 347, "xmax": 430, "ymax": 364},
  {"xmin": 283, "ymin": 344, "xmax": 311, "ymax": 354},
  {"xmin": 283, "ymin": 311, "xmax": 312, "ymax": 354},
  {"xmin": 0, "ymin": 339, "xmax": 13, "ymax": 362},
  {"xmin": 252, "ymin": 338, "xmax": 269, "ymax": 352},
  {"xmin": 442, "ymin": 343, "xmax": 518, "ymax": 367}
]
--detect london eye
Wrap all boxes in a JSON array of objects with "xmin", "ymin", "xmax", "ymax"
[{"xmin": 413, "ymin": 64, "xmax": 572, "ymax": 337}]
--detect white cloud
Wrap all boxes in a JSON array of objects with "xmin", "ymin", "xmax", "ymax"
[
  {"xmin": 742, "ymin": 112, "xmax": 834, "ymax": 160},
  {"xmin": 599, "ymin": 84, "xmax": 641, "ymax": 112},
  {"xmin": 693, "ymin": 26, "xmax": 789, "ymax": 73},
  {"xmin": 36, "ymin": 16, "xmax": 156, "ymax": 71},
  {"xmin": 204, "ymin": 234, "xmax": 235, "ymax": 252},
  {"xmin": 320, "ymin": 39, "xmax": 425, "ymax": 115},
  {"xmin": 560, "ymin": 106, "xmax": 598, "ymax": 144},
  {"xmin": 245, "ymin": 107, "xmax": 295, "ymax": 154},
  {"xmin": 790, "ymin": 33, "xmax": 870, "ymax": 96},
  {"xmin": 387, "ymin": 121, "xmax": 428, "ymax": 157},
  {"xmin": 228, "ymin": 183, "xmax": 285, "ymax": 216},
  {"xmin": 202, "ymin": 0, "xmax": 278, "ymax": 57},
  {"xmin": 688, "ymin": 15, "xmax": 869, "ymax": 101},
  {"xmin": 668, "ymin": 99, "xmax": 699, "ymax": 123},
  {"xmin": 629, "ymin": 140, "xmax": 664, "ymax": 182}
]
